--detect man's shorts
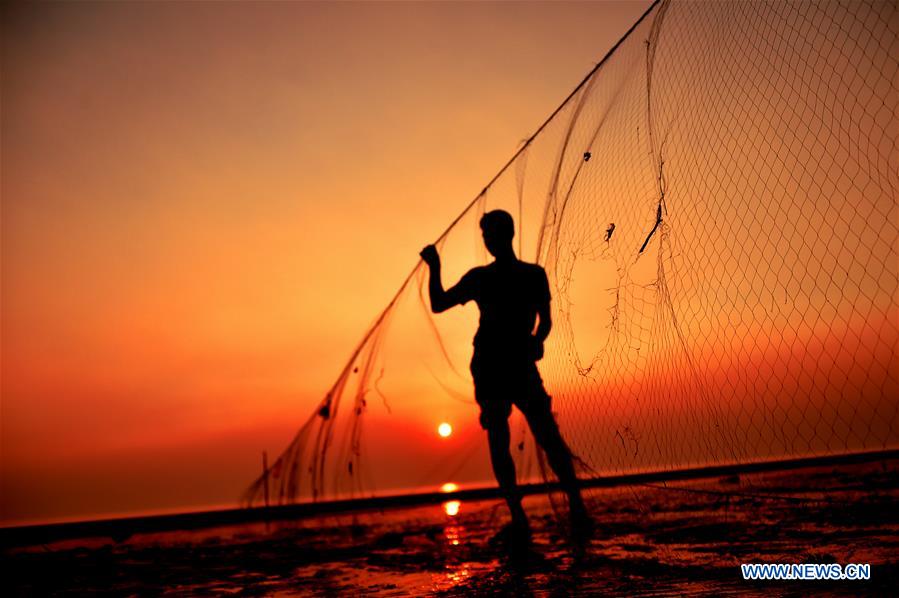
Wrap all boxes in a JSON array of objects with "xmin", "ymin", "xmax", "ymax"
[{"xmin": 469, "ymin": 350, "xmax": 552, "ymax": 430}]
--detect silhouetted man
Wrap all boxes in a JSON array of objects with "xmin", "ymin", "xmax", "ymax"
[{"xmin": 420, "ymin": 209, "xmax": 591, "ymax": 546}]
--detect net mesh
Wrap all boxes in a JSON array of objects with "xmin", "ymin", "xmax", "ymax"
[{"xmin": 244, "ymin": 0, "xmax": 898, "ymax": 507}]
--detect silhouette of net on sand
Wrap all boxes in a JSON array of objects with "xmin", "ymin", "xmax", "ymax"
[{"xmin": 244, "ymin": 0, "xmax": 898, "ymax": 508}]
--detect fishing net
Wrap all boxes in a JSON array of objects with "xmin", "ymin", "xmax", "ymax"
[{"xmin": 244, "ymin": 0, "xmax": 898, "ymax": 508}]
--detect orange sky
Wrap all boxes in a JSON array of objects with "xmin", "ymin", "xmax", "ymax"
[{"xmin": 1, "ymin": 1, "xmax": 654, "ymax": 524}]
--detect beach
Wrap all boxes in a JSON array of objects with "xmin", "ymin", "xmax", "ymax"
[{"xmin": 4, "ymin": 458, "xmax": 897, "ymax": 596}]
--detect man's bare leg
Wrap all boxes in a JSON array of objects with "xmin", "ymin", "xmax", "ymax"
[
  {"xmin": 523, "ymin": 407, "xmax": 592, "ymax": 532},
  {"xmin": 486, "ymin": 418, "xmax": 530, "ymax": 535}
]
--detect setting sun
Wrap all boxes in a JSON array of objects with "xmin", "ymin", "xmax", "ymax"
[{"xmin": 437, "ymin": 422, "xmax": 453, "ymax": 438}]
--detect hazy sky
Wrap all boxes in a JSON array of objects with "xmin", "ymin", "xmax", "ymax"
[{"xmin": 1, "ymin": 0, "xmax": 654, "ymax": 524}]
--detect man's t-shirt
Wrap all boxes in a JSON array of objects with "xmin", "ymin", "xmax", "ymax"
[{"xmin": 447, "ymin": 259, "xmax": 550, "ymax": 355}]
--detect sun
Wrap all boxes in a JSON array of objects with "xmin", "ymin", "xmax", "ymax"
[{"xmin": 437, "ymin": 422, "xmax": 453, "ymax": 438}]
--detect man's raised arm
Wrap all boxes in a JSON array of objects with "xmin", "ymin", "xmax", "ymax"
[{"xmin": 420, "ymin": 245, "xmax": 456, "ymax": 313}]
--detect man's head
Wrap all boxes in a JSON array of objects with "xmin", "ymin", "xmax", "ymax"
[{"xmin": 480, "ymin": 210, "xmax": 515, "ymax": 257}]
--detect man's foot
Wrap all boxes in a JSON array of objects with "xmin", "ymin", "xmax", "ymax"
[
  {"xmin": 569, "ymin": 502, "xmax": 595, "ymax": 545},
  {"xmin": 488, "ymin": 519, "xmax": 531, "ymax": 550}
]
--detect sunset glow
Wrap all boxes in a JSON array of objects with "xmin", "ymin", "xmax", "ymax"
[
  {"xmin": 0, "ymin": 0, "xmax": 654, "ymax": 525},
  {"xmin": 3, "ymin": 0, "xmax": 897, "ymax": 592},
  {"xmin": 6, "ymin": 0, "xmax": 894, "ymax": 533}
]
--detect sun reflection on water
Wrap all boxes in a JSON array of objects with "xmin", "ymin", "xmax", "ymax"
[
  {"xmin": 444, "ymin": 523, "xmax": 462, "ymax": 547},
  {"xmin": 442, "ymin": 500, "xmax": 461, "ymax": 517},
  {"xmin": 436, "ymin": 505, "xmax": 472, "ymax": 591}
]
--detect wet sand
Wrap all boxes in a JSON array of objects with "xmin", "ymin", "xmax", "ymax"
[{"xmin": 5, "ymin": 460, "xmax": 897, "ymax": 596}]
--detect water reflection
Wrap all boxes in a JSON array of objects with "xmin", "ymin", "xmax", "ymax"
[
  {"xmin": 444, "ymin": 562, "xmax": 471, "ymax": 586},
  {"xmin": 445, "ymin": 522, "xmax": 462, "ymax": 547},
  {"xmin": 443, "ymin": 500, "xmax": 461, "ymax": 517},
  {"xmin": 437, "ymin": 500, "xmax": 472, "ymax": 591}
]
